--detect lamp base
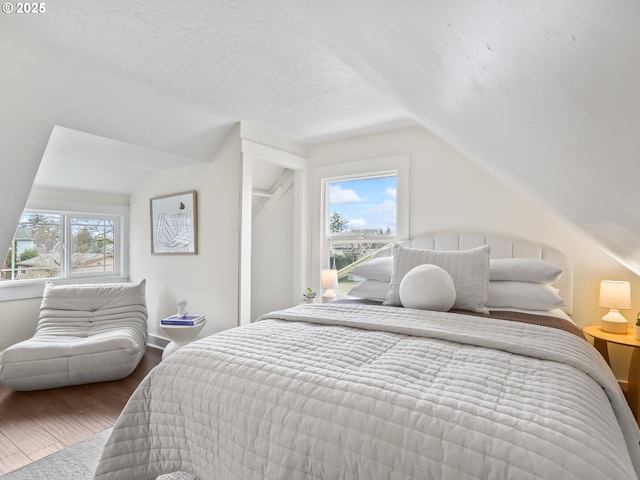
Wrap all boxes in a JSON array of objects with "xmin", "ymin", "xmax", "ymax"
[
  {"xmin": 601, "ymin": 319, "xmax": 628, "ymax": 334},
  {"xmin": 601, "ymin": 309, "xmax": 629, "ymax": 334},
  {"xmin": 322, "ymin": 289, "xmax": 336, "ymax": 303}
]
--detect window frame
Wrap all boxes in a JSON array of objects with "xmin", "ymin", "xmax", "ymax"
[
  {"xmin": 311, "ymin": 155, "xmax": 409, "ymax": 296},
  {"xmin": 0, "ymin": 200, "xmax": 129, "ymax": 302}
]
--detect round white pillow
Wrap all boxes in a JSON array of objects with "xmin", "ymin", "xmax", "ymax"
[{"xmin": 399, "ymin": 264, "xmax": 456, "ymax": 311}]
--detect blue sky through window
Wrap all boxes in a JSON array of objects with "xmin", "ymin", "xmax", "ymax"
[{"xmin": 328, "ymin": 175, "xmax": 397, "ymax": 235}]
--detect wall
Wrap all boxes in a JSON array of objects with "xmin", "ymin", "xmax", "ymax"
[
  {"xmin": 129, "ymin": 125, "xmax": 242, "ymax": 341},
  {"xmin": 238, "ymin": 128, "xmax": 308, "ymax": 325},
  {"xmin": 0, "ymin": 41, "xmax": 52, "ymax": 275},
  {"xmin": 251, "ymin": 180, "xmax": 295, "ymax": 320},
  {"xmin": 308, "ymin": 126, "xmax": 640, "ymax": 380},
  {"xmin": 0, "ymin": 298, "xmax": 42, "ymax": 351}
]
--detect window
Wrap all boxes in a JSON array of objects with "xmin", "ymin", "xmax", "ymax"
[
  {"xmin": 324, "ymin": 171, "xmax": 403, "ymax": 295},
  {"xmin": 313, "ymin": 155, "xmax": 409, "ymax": 298},
  {"xmin": 327, "ymin": 174, "xmax": 397, "ymax": 268},
  {"xmin": 70, "ymin": 216, "xmax": 116, "ymax": 275},
  {"xmin": 2, "ymin": 210, "xmax": 121, "ymax": 282}
]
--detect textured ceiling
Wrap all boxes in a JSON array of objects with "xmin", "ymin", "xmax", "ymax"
[
  {"xmin": 3, "ymin": 0, "xmax": 640, "ymax": 273},
  {"xmin": 16, "ymin": 0, "xmax": 416, "ymax": 143}
]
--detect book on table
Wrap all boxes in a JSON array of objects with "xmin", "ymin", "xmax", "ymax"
[{"xmin": 161, "ymin": 314, "xmax": 205, "ymax": 326}]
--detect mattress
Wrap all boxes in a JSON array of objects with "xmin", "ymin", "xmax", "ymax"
[{"xmin": 94, "ymin": 303, "xmax": 640, "ymax": 480}]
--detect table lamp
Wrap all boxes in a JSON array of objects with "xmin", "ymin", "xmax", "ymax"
[
  {"xmin": 599, "ymin": 280, "xmax": 631, "ymax": 334},
  {"xmin": 321, "ymin": 269, "xmax": 338, "ymax": 303}
]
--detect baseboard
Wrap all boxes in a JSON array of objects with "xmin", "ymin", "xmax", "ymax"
[{"xmin": 147, "ymin": 334, "xmax": 169, "ymax": 350}]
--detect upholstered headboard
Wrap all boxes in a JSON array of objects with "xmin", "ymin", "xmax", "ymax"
[{"xmin": 401, "ymin": 232, "xmax": 573, "ymax": 315}]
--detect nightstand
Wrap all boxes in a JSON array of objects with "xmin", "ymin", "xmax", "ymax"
[
  {"xmin": 583, "ymin": 324, "xmax": 640, "ymax": 421},
  {"xmin": 160, "ymin": 316, "xmax": 207, "ymax": 360}
]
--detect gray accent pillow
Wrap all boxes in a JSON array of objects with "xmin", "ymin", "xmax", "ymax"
[{"xmin": 384, "ymin": 245, "xmax": 491, "ymax": 313}]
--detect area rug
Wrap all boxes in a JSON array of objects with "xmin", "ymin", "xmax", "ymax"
[{"xmin": 0, "ymin": 429, "xmax": 197, "ymax": 480}]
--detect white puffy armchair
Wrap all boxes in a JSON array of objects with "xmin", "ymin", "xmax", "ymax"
[{"xmin": 0, "ymin": 280, "xmax": 147, "ymax": 391}]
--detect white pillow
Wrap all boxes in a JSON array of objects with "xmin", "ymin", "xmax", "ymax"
[
  {"xmin": 350, "ymin": 257, "xmax": 393, "ymax": 282},
  {"xmin": 489, "ymin": 258, "xmax": 562, "ymax": 283},
  {"xmin": 348, "ymin": 280, "xmax": 390, "ymax": 301},
  {"xmin": 399, "ymin": 264, "xmax": 456, "ymax": 311},
  {"xmin": 384, "ymin": 245, "xmax": 490, "ymax": 313},
  {"xmin": 487, "ymin": 281, "xmax": 566, "ymax": 310}
]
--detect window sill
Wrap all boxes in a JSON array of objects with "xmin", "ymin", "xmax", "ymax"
[{"xmin": 0, "ymin": 276, "xmax": 130, "ymax": 302}]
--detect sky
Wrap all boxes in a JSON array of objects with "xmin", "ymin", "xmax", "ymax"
[{"xmin": 328, "ymin": 175, "xmax": 397, "ymax": 235}]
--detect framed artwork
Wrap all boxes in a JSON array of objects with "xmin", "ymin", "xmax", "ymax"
[{"xmin": 150, "ymin": 190, "xmax": 198, "ymax": 255}]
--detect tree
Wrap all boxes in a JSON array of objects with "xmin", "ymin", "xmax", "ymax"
[
  {"xmin": 331, "ymin": 254, "xmax": 352, "ymax": 270},
  {"xmin": 2, "ymin": 244, "xmax": 13, "ymax": 280},
  {"xmin": 27, "ymin": 214, "xmax": 60, "ymax": 252},
  {"xmin": 19, "ymin": 248, "xmax": 38, "ymax": 262},
  {"xmin": 74, "ymin": 227, "xmax": 92, "ymax": 253},
  {"xmin": 329, "ymin": 212, "xmax": 349, "ymax": 234}
]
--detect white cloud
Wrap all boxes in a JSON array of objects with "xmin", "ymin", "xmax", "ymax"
[
  {"xmin": 386, "ymin": 187, "xmax": 397, "ymax": 199},
  {"xmin": 330, "ymin": 185, "xmax": 363, "ymax": 204},
  {"xmin": 363, "ymin": 200, "xmax": 397, "ymax": 232},
  {"xmin": 349, "ymin": 218, "xmax": 366, "ymax": 230}
]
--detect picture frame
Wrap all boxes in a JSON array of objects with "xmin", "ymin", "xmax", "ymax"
[{"xmin": 150, "ymin": 190, "xmax": 198, "ymax": 255}]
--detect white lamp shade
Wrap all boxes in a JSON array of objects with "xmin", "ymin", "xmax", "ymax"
[
  {"xmin": 321, "ymin": 269, "xmax": 338, "ymax": 303},
  {"xmin": 599, "ymin": 280, "xmax": 631, "ymax": 309},
  {"xmin": 321, "ymin": 269, "xmax": 338, "ymax": 289},
  {"xmin": 599, "ymin": 280, "xmax": 631, "ymax": 333}
]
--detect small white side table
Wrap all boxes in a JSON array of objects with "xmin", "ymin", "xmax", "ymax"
[{"xmin": 161, "ymin": 317, "xmax": 207, "ymax": 360}]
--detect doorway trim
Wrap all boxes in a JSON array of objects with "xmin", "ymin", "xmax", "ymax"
[{"xmin": 239, "ymin": 140, "xmax": 307, "ymax": 326}]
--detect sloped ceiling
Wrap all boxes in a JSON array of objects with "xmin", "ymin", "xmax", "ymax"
[
  {"xmin": 35, "ymin": 126, "xmax": 204, "ymax": 194},
  {"xmin": 2, "ymin": 1, "xmax": 640, "ymax": 273}
]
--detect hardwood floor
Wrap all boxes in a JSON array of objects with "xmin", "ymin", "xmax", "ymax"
[{"xmin": 0, "ymin": 347, "xmax": 162, "ymax": 475}]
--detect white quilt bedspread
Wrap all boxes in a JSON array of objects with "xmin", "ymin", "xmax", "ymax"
[{"xmin": 94, "ymin": 304, "xmax": 640, "ymax": 480}]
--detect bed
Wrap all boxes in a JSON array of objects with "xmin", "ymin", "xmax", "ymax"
[{"xmin": 93, "ymin": 232, "xmax": 640, "ymax": 480}]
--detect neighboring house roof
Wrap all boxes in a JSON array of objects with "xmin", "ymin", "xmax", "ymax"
[
  {"xmin": 71, "ymin": 253, "xmax": 114, "ymax": 267},
  {"xmin": 15, "ymin": 254, "xmax": 58, "ymax": 268},
  {"xmin": 16, "ymin": 253, "xmax": 113, "ymax": 268}
]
